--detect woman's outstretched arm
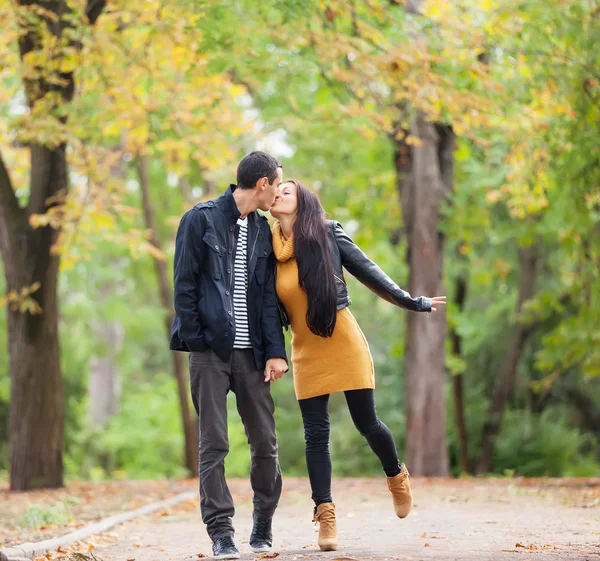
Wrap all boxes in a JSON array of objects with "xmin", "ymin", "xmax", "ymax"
[{"xmin": 333, "ymin": 221, "xmax": 446, "ymax": 312}]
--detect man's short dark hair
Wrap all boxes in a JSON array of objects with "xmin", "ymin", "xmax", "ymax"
[{"xmin": 237, "ymin": 151, "xmax": 282, "ymax": 189}]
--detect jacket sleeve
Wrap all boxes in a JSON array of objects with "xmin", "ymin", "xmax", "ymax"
[
  {"xmin": 261, "ymin": 232, "xmax": 288, "ymax": 366},
  {"xmin": 173, "ymin": 208, "xmax": 207, "ymax": 351},
  {"xmin": 333, "ymin": 221, "xmax": 432, "ymax": 312}
]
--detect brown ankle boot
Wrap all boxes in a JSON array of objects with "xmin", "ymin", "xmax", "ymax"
[
  {"xmin": 312, "ymin": 502, "xmax": 338, "ymax": 551},
  {"xmin": 387, "ymin": 463, "xmax": 413, "ymax": 518}
]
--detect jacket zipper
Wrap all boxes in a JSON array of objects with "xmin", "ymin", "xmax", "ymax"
[
  {"xmin": 249, "ymin": 225, "xmax": 260, "ymax": 265},
  {"xmin": 246, "ymin": 223, "xmax": 261, "ymax": 324},
  {"xmin": 228, "ymin": 227, "xmax": 236, "ymax": 323}
]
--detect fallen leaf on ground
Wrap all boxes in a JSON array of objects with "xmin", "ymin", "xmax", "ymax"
[
  {"xmin": 424, "ymin": 543, "xmax": 430, "ymax": 547},
  {"xmin": 196, "ymin": 555, "xmax": 207, "ymax": 558},
  {"xmin": 421, "ymin": 532, "xmax": 427, "ymax": 538},
  {"xmin": 126, "ymin": 558, "xmax": 135, "ymax": 561},
  {"xmin": 516, "ymin": 543, "xmax": 538, "ymax": 550},
  {"xmin": 256, "ymin": 553, "xmax": 280, "ymax": 559}
]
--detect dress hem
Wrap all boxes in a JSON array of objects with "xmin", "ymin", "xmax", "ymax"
[{"xmin": 295, "ymin": 381, "xmax": 375, "ymax": 401}]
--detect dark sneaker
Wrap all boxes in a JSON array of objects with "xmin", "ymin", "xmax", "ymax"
[
  {"xmin": 249, "ymin": 514, "xmax": 273, "ymax": 553},
  {"xmin": 212, "ymin": 536, "xmax": 240, "ymax": 560}
]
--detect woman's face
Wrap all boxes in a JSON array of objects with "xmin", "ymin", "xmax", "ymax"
[{"xmin": 270, "ymin": 181, "xmax": 298, "ymax": 219}]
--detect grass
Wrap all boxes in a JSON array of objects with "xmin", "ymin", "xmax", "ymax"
[{"xmin": 17, "ymin": 498, "xmax": 79, "ymax": 529}]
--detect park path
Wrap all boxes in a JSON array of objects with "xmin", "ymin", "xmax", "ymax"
[{"xmin": 94, "ymin": 477, "xmax": 599, "ymax": 561}]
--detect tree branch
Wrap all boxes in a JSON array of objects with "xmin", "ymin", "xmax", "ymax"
[
  {"xmin": 0, "ymin": 151, "xmax": 26, "ymax": 260},
  {"xmin": 86, "ymin": 0, "xmax": 106, "ymax": 25},
  {"xmin": 476, "ymin": 244, "xmax": 539, "ymax": 474},
  {"xmin": 404, "ymin": 0, "xmax": 423, "ymax": 15}
]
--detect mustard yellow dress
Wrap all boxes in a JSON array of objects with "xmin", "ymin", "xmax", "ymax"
[{"xmin": 272, "ymin": 222, "xmax": 374, "ymax": 400}]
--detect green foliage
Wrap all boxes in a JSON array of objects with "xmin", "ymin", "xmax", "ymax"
[
  {"xmin": 494, "ymin": 409, "xmax": 599, "ymax": 477},
  {"xmin": 17, "ymin": 499, "xmax": 78, "ymax": 529},
  {"xmin": 1, "ymin": 0, "xmax": 599, "ymax": 484},
  {"xmin": 66, "ymin": 375, "xmax": 188, "ymax": 480}
]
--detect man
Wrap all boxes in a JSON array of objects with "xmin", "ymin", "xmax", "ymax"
[{"xmin": 171, "ymin": 151, "xmax": 288, "ymax": 560}]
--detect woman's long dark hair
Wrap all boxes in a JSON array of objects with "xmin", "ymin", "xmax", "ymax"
[{"xmin": 288, "ymin": 179, "xmax": 337, "ymax": 338}]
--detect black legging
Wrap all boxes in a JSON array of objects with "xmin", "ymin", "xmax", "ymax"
[{"xmin": 298, "ymin": 389, "xmax": 401, "ymax": 506}]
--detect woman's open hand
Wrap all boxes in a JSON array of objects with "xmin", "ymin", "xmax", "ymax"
[{"xmin": 429, "ymin": 296, "xmax": 446, "ymax": 312}]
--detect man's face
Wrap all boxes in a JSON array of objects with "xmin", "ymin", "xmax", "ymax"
[{"xmin": 258, "ymin": 168, "xmax": 283, "ymax": 211}]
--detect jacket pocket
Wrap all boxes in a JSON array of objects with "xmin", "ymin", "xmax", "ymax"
[
  {"xmin": 202, "ymin": 232, "xmax": 224, "ymax": 280},
  {"xmin": 254, "ymin": 245, "xmax": 273, "ymax": 285}
]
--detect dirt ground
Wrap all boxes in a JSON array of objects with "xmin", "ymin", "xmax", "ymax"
[
  {"xmin": 0, "ymin": 479, "xmax": 196, "ymax": 548},
  {"xmin": 88, "ymin": 477, "xmax": 599, "ymax": 561}
]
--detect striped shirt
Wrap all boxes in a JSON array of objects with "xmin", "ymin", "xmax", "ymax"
[{"xmin": 233, "ymin": 217, "xmax": 252, "ymax": 348}]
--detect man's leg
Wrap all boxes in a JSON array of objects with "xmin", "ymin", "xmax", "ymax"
[
  {"xmin": 189, "ymin": 350, "xmax": 235, "ymax": 540},
  {"xmin": 230, "ymin": 350, "xmax": 282, "ymax": 519}
]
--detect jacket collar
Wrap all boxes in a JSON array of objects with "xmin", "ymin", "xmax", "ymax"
[
  {"xmin": 216, "ymin": 184, "xmax": 242, "ymax": 221},
  {"xmin": 217, "ymin": 185, "xmax": 265, "ymax": 235}
]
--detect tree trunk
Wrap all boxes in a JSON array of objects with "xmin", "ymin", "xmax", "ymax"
[
  {"xmin": 178, "ymin": 176, "xmax": 193, "ymax": 203},
  {"xmin": 450, "ymin": 274, "xmax": 470, "ymax": 473},
  {"xmin": 477, "ymin": 245, "xmax": 538, "ymax": 474},
  {"xmin": 138, "ymin": 155, "xmax": 198, "ymax": 477},
  {"xmin": 0, "ymin": 0, "xmax": 106, "ymax": 491},
  {"xmin": 88, "ymin": 155, "xmax": 126, "ymax": 431},
  {"xmin": 88, "ymin": 284, "xmax": 123, "ymax": 430},
  {"xmin": 2, "ymin": 146, "xmax": 67, "ymax": 490},
  {"xmin": 562, "ymin": 384, "xmax": 600, "ymax": 435},
  {"xmin": 204, "ymin": 177, "xmax": 218, "ymax": 198},
  {"xmin": 395, "ymin": 115, "xmax": 453, "ymax": 476}
]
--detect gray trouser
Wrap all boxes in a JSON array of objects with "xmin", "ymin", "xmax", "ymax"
[{"xmin": 189, "ymin": 348, "xmax": 282, "ymax": 540}]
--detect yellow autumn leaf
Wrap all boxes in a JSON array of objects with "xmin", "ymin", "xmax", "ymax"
[
  {"xmin": 405, "ymin": 135, "xmax": 423, "ymax": 147},
  {"xmin": 486, "ymin": 190, "xmax": 502, "ymax": 204},
  {"xmin": 92, "ymin": 213, "xmax": 117, "ymax": 230}
]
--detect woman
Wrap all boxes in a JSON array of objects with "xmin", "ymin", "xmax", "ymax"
[{"xmin": 270, "ymin": 180, "xmax": 445, "ymax": 552}]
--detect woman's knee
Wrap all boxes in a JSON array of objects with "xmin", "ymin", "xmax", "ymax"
[
  {"xmin": 303, "ymin": 419, "xmax": 330, "ymax": 448},
  {"xmin": 354, "ymin": 416, "xmax": 383, "ymax": 437}
]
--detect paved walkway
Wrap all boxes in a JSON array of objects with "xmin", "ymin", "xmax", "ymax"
[{"xmin": 95, "ymin": 478, "xmax": 599, "ymax": 561}]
